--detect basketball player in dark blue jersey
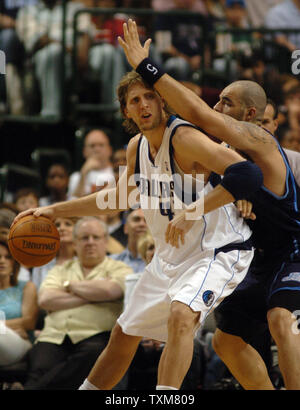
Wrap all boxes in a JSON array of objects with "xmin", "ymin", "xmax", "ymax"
[{"xmin": 118, "ymin": 19, "xmax": 300, "ymax": 389}]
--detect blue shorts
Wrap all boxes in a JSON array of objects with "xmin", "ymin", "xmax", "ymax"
[{"xmin": 215, "ymin": 254, "xmax": 300, "ymax": 344}]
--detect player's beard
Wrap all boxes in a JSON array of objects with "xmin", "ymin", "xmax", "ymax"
[{"xmin": 139, "ymin": 111, "xmax": 163, "ymax": 132}]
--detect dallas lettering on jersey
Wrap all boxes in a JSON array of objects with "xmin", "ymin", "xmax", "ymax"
[{"xmin": 95, "ymin": 169, "xmax": 205, "ymax": 219}]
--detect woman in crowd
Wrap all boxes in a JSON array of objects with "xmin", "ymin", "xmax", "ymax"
[{"xmin": 0, "ymin": 240, "xmax": 38, "ymax": 367}]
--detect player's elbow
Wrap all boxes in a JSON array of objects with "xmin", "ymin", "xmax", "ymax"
[{"xmin": 220, "ymin": 161, "xmax": 263, "ymax": 201}]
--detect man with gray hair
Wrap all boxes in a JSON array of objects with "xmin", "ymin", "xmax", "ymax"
[{"xmin": 23, "ymin": 216, "xmax": 133, "ymax": 390}]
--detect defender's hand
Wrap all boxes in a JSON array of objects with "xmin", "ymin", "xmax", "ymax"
[
  {"xmin": 235, "ymin": 200, "xmax": 256, "ymax": 220},
  {"xmin": 165, "ymin": 210, "xmax": 195, "ymax": 248}
]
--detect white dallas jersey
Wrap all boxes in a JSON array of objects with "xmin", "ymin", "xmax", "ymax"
[{"xmin": 135, "ymin": 116, "xmax": 252, "ymax": 265}]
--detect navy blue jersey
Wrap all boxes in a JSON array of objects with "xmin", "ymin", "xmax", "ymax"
[{"xmin": 247, "ymin": 140, "xmax": 300, "ymax": 262}]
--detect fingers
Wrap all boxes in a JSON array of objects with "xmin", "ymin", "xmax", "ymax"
[
  {"xmin": 12, "ymin": 208, "xmax": 38, "ymax": 226},
  {"xmin": 236, "ymin": 200, "xmax": 253, "ymax": 218},
  {"xmin": 165, "ymin": 223, "xmax": 184, "ymax": 248},
  {"xmin": 144, "ymin": 38, "xmax": 152, "ymax": 53}
]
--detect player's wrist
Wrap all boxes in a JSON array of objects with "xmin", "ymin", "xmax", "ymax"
[{"xmin": 136, "ymin": 57, "xmax": 166, "ymax": 87}]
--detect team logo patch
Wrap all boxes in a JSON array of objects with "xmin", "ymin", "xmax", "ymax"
[
  {"xmin": 282, "ymin": 272, "xmax": 300, "ymax": 283},
  {"xmin": 202, "ymin": 290, "xmax": 215, "ymax": 307}
]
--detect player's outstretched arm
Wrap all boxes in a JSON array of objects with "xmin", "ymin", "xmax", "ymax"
[
  {"xmin": 12, "ymin": 137, "xmax": 140, "ymax": 226},
  {"xmin": 118, "ymin": 20, "xmax": 275, "ymax": 155}
]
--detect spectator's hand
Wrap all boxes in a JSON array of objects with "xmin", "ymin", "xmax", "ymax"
[
  {"xmin": 12, "ymin": 206, "xmax": 56, "ymax": 226},
  {"xmin": 14, "ymin": 327, "xmax": 29, "ymax": 340},
  {"xmin": 235, "ymin": 200, "xmax": 256, "ymax": 220},
  {"xmin": 81, "ymin": 156, "xmax": 102, "ymax": 175},
  {"xmin": 118, "ymin": 19, "xmax": 152, "ymax": 69}
]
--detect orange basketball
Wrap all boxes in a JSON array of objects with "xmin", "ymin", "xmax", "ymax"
[{"xmin": 8, "ymin": 215, "xmax": 60, "ymax": 267}]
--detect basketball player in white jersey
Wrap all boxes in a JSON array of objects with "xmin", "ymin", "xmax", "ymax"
[
  {"xmin": 117, "ymin": 19, "xmax": 300, "ymax": 390},
  {"xmin": 13, "ymin": 70, "xmax": 263, "ymax": 390}
]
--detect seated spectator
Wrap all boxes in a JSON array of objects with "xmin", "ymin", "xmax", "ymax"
[
  {"xmin": 16, "ymin": 0, "xmax": 92, "ymax": 117},
  {"xmin": 244, "ymin": 0, "xmax": 283, "ymax": 28},
  {"xmin": 31, "ymin": 216, "xmax": 78, "ymax": 290},
  {"xmin": 263, "ymin": 98, "xmax": 300, "ymax": 186},
  {"xmin": 0, "ymin": 240, "xmax": 38, "ymax": 369},
  {"xmin": 23, "ymin": 216, "xmax": 132, "ymax": 390},
  {"xmin": 0, "ymin": 207, "xmax": 30, "ymax": 281},
  {"xmin": 0, "ymin": 207, "xmax": 17, "ymax": 241},
  {"xmin": 0, "ymin": 0, "xmax": 35, "ymax": 114},
  {"xmin": 280, "ymin": 128, "xmax": 300, "ymax": 152},
  {"xmin": 112, "ymin": 146, "xmax": 127, "ymax": 184},
  {"xmin": 264, "ymin": 0, "xmax": 300, "ymax": 54},
  {"xmin": 68, "ymin": 128, "xmax": 114, "ymax": 198},
  {"xmin": 153, "ymin": 0, "xmax": 209, "ymax": 81},
  {"xmin": 39, "ymin": 163, "xmax": 70, "ymax": 207},
  {"xmin": 285, "ymin": 85, "xmax": 300, "ymax": 133},
  {"xmin": 82, "ymin": 0, "xmax": 128, "ymax": 107},
  {"xmin": 213, "ymin": 0, "xmax": 252, "ymax": 80},
  {"xmin": 124, "ymin": 231, "xmax": 154, "ymax": 307},
  {"xmin": 110, "ymin": 208, "xmax": 147, "ymax": 273},
  {"xmin": 14, "ymin": 188, "xmax": 39, "ymax": 213}
]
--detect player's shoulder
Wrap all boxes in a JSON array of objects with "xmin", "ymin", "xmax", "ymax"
[
  {"xmin": 126, "ymin": 134, "xmax": 142, "ymax": 167},
  {"xmin": 127, "ymin": 134, "xmax": 142, "ymax": 156},
  {"xmin": 172, "ymin": 122, "xmax": 207, "ymax": 148}
]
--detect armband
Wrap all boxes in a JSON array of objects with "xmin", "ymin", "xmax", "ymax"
[
  {"xmin": 220, "ymin": 161, "xmax": 263, "ymax": 200},
  {"xmin": 136, "ymin": 58, "xmax": 166, "ymax": 86}
]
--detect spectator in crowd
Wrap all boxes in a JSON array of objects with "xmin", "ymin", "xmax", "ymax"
[
  {"xmin": 16, "ymin": 0, "xmax": 92, "ymax": 117},
  {"xmin": 39, "ymin": 163, "xmax": 70, "ymax": 206},
  {"xmin": 280, "ymin": 128, "xmax": 300, "ymax": 151},
  {"xmin": 263, "ymin": 98, "xmax": 300, "ymax": 186},
  {"xmin": 0, "ymin": 240, "xmax": 38, "ymax": 369},
  {"xmin": 31, "ymin": 216, "xmax": 78, "ymax": 290},
  {"xmin": 110, "ymin": 208, "xmax": 148, "ymax": 273},
  {"xmin": 112, "ymin": 146, "xmax": 127, "ymax": 183},
  {"xmin": 123, "ymin": 231, "xmax": 154, "ymax": 307},
  {"xmin": 0, "ymin": 207, "xmax": 30, "ymax": 282},
  {"xmin": 264, "ymin": 0, "xmax": 300, "ymax": 53},
  {"xmin": 244, "ymin": 0, "xmax": 283, "ymax": 28},
  {"xmin": 0, "ymin": 0, "xmax": 37, "ymax": 115},
  {"xmin": 14, "ymin": 188, "xmax": 39, "ymax": 213},
  {"xmin": 0, "ymin": 207, "xmax": 16, "ymax": 241},
  {"xmin": 213, "ymin": 0, "xmax": 253, "ymax": 80},
  {"xmin": 153, "ymin": 0, "xmax": 209, "ymax": 82},
  {"xmin": 68, "ymin": 128, "xmax": 114, "ymax": 198},
  {"xmin": 23, "ymin": 216, "xmax": 133, "ymax": 390},
  {"xmin": 82, "ymin": 0, "xmax": 128, "ymax": 108},
  {"xmin": 152, "ymin": 0, "xmax": 208, "ymax": 14},
  {"xmin": 284, "ymin": 85, "xmax": 300, "ymax": 133}
]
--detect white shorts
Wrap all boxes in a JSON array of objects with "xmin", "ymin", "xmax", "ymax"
[{"xmin": 118, "ymin": 247, "xmax": 254, "ymax": 342}]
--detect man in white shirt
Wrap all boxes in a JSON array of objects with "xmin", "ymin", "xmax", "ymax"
[{"xmin": 68, "ymin": 129, "xmax": 115, "ymax": 198}]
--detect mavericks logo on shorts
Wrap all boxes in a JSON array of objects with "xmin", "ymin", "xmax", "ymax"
[{"xmin": 202, "ymin": 290, "xmax": 215, "ymax": 307}]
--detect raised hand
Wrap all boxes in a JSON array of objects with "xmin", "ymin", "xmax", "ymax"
[{"xmin": 118, "ymin": 19, "xmax": 152, "ymax": 69}]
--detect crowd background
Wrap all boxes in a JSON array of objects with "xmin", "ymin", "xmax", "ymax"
[{"xmin": 0, "ymin": 0, "xmax": 299, "ymax": 390}]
